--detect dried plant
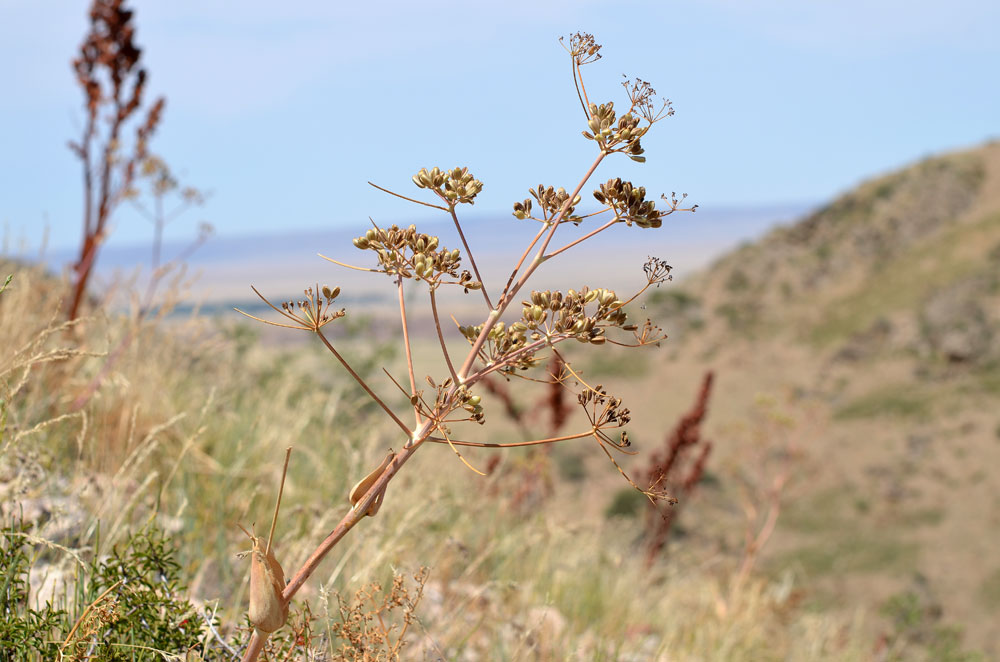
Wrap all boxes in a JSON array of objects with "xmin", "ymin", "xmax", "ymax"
[
  {"xmin": 66, "ymin": 0, "xmax": 165, "ymax": 322},
  {"xmin": 234, "ymin": 32, "xmax": 696, "ymax": 660},
  {"xmin": 326, "ymin": 568, "xmax": 429, "ymax": 661},
  {"xmin": 643, "ymin": 371, "xmax": 714, "ymax": 566}
]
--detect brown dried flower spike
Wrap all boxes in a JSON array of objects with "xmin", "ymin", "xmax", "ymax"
[{"xmin": 239, "ymin": 448, "xmax": 292, "ymax": 633}]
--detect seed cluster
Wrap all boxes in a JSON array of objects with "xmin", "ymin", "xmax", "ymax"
[
  {"xmin": 577, "ymin": 384, "xmax": 633, "ymax": 453},
  {"xmin": 581, "ymin": 101, "xmax": 649, "ymax": 163},
  {"xmin": 353, "ymin": 224, "xmax": 481, "ymax": 291},
  {"xmin": 418, "ymin": 375, "xmax": 486, "ymax": 425},
  {"xmin": 562, "ymin": 32, "xmax": 603, "ymax": 66},
  {"xmin": 643, "ymin": 256, "xmax": 673, "ymax": 285},
  {"xmin": 622, "ymin": 76, "xmax": 672, "ymax": 124},
  {"xmin": 459, "ymin": 287, "xmax": 637, "ymax": 374},
  {"xmin": 512, "ymin": 185, "xmax": 583, "ymax": 224},
  {"xmin": 411, "ymin": 167, "xmax": 483, "ymax": 207},
  {"xmin": 278, "ymin": 285, "xmax": 346, "ymax": 331},
  {"xmin": 593, "ymin": 178, "xmax": 665, "ymax": 229},
  {"xmin": 521, "ymin": 288, "xmax": 629, "ymax": 342}
]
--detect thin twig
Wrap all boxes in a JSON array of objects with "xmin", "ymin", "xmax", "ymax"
[
  {"xmin": 428, "ymin": 287, "xmax": 459, "ymax": 385},
  {"xmin": 368, "ymin": 181, "xmax": 450, "ymax": 212},
  {"xmin": 448, "ymin": 207, "xmax": 493, "ymax": 308},
  {"xmin": 544, "ymin": 216, "xmax": 619, "ymax": 260},
  {"xmin": 499, "ymin": 223, "xmax": 548, "ymax": 307},
  {"xmin": 318, "ymin": 253, "xmax": 383, "ymax": 273},
  {"xmin": 314, "ymin": 328, "xmax": 411, "ymax": 436},
  {"xmin": 434, "ymin": 420, "xmax": 486, "ymax": 475},
  {"xmin": 396, "ymin": 276, "xmax": 421, "ymax": 427},
  {"xmin": 424, "ymin": 429, "xmax": 593, "ymax": 447}
]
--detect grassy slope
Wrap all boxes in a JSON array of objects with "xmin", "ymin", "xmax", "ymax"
[
  {"xmin": 633, "ymin": 141, "xmax": 1000, "ymax": 657},
  {"xmin": 1, "ymin": 282, "xmax": 877, "ymax": 657}
]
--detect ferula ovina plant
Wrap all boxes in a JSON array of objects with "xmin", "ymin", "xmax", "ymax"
[{"xmin": 235, "ymin": 32, "xmax": 696, "ymax": 660}]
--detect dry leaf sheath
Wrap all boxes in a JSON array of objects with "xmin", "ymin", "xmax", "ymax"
[
  {"xmin": 239, "ymin": 524, "xmax": 288, "ymax": 633},
  {"xmin": 349, "ymin": 450, "xmax": 395, "ymax": 517}
]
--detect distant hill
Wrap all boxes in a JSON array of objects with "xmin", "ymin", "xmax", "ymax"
[
  {"xmin": 642, "ymin": 141, "xmax": 1000, "ymax": 654},
  {"xmin": 663, "ymin": 141, "xmax": 1000, "ymax": 368}
]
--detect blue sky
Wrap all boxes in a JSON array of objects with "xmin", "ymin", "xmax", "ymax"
[{"xmin": 2, "ymin": 0, "xmax": 998, "ymax": 253}]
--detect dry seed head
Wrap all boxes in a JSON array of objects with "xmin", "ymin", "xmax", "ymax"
[
  {"xmin": 643, "ymin": 256, "xmax": 673, "ymax": 286},
  {"xmin": 561, "ymin": 32, "xmax": 603, "ymax": 65},
  {"xmin": 413, "ymin": 166, "xmax": 483, "ymax": 206}
]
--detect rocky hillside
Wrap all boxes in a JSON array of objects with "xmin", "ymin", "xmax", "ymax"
[
  {"xmin": 663, "ymin": 141, "xmax": 1000, "ymax": 366},
  {"xmin": 640, "ymin": 141, "xmax": 1000, "ymax": 655}
]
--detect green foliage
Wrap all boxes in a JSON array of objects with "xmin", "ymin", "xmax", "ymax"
[
  {"xmin": 0, "ymin": 521, "xmax": 65, "ymax": 662},
  {"xmin": 978, "ymin": 568, "xmax": 1000, "ymax": 610},
  {"xmin": 724, "ymin": 268, "xmax": 751, "ymax": 292},
  {"xmin": 0, "ymin": 518, "xmax": 209, "ymax": 662},
  {"xmin": 881, "ymin": 591, "xmax": 986, "ymax": 662},
  {"xmin": 73, "ymin": 526, "xmax": 202, "ymax": 660},
  {"xmin": 553, "ymin": 446, "xmax": 587, "ymax": 482},
  {"xmin": 604, "ymin": 486, "xmax": 645, "ymax": 519},
  {"xmin": 648, "ymin": 288, "xmax": 698, "ymax": 309},
  {"xmin": 833, "ymin": 387, "xmax": 931, "ymax": 420},
  {"xmin": 715, "ymin": 300, "xmax": 759, "ymax": 333},
  {"xmin": 775, "ymin": 531, "xmax": 918, "ymax": 577}
]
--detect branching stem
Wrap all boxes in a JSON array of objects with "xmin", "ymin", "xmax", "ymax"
[
  {"xmin": 458, "ymin": 151, "xmax": 606, "ymax": 381},
  {"xmin": 314, "ymin": 329, "xmax": 411, "ymax": 436},
  {"xmin": 368, "ymin": 181, "xmax": 450, "ymax": 211},
  {"xmin": 429, "ymin": 287, "xmax": 459, "ymax": 385},
  {"xmin": 449, "ymin": 207, "xmax": 493, "ymax": 309}
]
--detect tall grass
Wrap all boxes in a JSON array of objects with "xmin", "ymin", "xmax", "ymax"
[{"xmin": 0, "ymin": 259, "xmax": 887, "ymax": 660}]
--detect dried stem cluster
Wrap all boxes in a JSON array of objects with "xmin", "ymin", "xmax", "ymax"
[
  {"xmin": 67, "ymin": 0, "xmax": 165, "ymax": 322},
  {"xmin": 235, "ymin": 33, "xmax": 696, "ymax": 660}
]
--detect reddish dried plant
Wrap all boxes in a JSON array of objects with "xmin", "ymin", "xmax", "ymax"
[
  {"xmin": 67, "ymin": 0, "xmax": 164, "ymax": 321},
  {"xmin": 643, "ymin": 371, "xmax": 714, "ymax": 565}
]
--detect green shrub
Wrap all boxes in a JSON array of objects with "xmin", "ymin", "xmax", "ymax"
[{"xmin": 0, "ymin": 519, "xmax": 208, "ymax": 661}]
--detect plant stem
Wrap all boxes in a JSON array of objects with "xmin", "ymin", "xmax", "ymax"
[
  {"xmin": 314, "ymin": 329, "xmax": 411, "ymax": 436},
  {"xmin": 544, "ymin": 217, "xmax": 619, "ymax": 260},
  {"xmin": 429, "ymin": 287, "xmax": 459, "ymax": 385},
  {"xmin": 448, "ymin": 207, "xmax": 493, "ymax": 309},
  {"xmin": 457, "ymin": 151, "xmax": 606, "ymax": 381},
  {"xmin": 396, "ymin": 276, "xmax": 421, "ymax": 426},
  {"xmin": 240, "ymin": 418, "xmax": 436, "ymax": 662}
]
